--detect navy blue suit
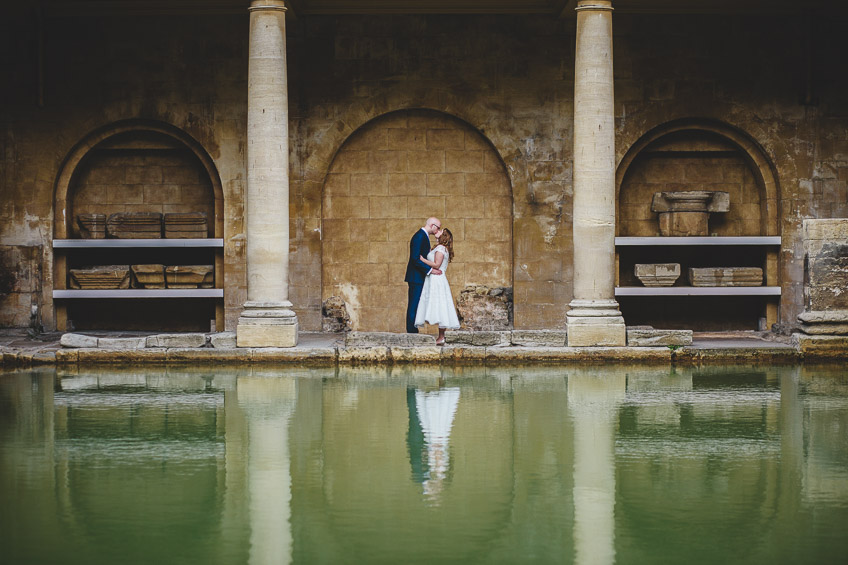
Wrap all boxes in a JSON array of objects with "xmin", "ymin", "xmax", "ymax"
[{"xmin": 404, "ymin": 228, "xmax": 432, "ymax": 333}]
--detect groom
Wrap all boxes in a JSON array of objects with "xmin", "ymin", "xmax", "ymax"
[{"xmin": 405, "ymin": 217, "xmax": 442, "ymax": 333}]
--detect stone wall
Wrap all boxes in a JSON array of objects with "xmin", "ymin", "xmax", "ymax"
[
  {"xmin": 1, "ymin": 8, "xmax": 847, "ymax": 332},
  {"xmin": 70, "ymin": 134, "xmax": 215, "ymax": 238},
  {"xmin": 321, "ymin": 109, "xmax": 512, "ymax": 332}
]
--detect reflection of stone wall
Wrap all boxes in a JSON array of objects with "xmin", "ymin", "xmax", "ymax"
[
  {"xmin": 321, "ymin": 110, "xmax": 512, "ymax": 332},
  {"xmin": 803, "ymin": 219, "xmax": 848, "ymax": 311}
]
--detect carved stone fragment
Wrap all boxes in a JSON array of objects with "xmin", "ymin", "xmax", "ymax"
[
  {"xmin": 106, "ymin": 212, "xmax": 163, "ymax": 238},
  {"xmin": 651, "ymin": 191, "xmax": 729, "ymax": 236},
  {"xmin": 77, "ymin": 214, "xmax": 106, "ymax": 239},
  {"xmin": 165, "ymin": 265, "xmax": 214, "ymax": 288},
  {"xmin": 164, "ymin": 212, "xmax": 208, "ymax": 239},
  {"xmin": 688, "ymin": 267, "xmax": 763, "ymax": 287},
  {"xmin": 131, "ymin": 264, "xmax": 166, "ymax": 289},
  {"xmin": 635, "ymin": 263, "xmax": 681, "ymax": 287},
  {"xmin": 69, "ymin": 265, "xmax": 131, "ymax": 289}
]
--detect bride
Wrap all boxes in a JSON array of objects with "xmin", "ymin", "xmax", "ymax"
[{"xmin": 414, "ymin": 228, "xmax": 460, "ymax": 345}]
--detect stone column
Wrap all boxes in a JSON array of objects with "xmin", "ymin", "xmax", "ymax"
[
  {"xmin": 566, "ymin": 0, "xmax": 625, "ymax": 347},
  {"xmin": 237, "ymin": 0, "xmax": 298, "ymax": 347}
]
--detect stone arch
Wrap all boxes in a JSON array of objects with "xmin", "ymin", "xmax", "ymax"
[
  {"xmin": 321, "ymin": 109, "xmax": 513, "ymax": 332},
  {"xmin": 53, "ymin": 119, "xmax": 224, "ymax": 239},
  {"xmin": 616, "ymin": 118, "xmax": 780, "ymax": 237}
]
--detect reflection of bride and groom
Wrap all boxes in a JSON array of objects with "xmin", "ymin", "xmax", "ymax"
[{"xmin": 406, "ymin": 380, "xmax": 461, "ymax": 499}]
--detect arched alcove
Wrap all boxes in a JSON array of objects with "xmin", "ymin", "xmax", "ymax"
[
  {"xmin": 615, "ymin": 119, "xmax": 781, "ymax": 331},
  {"xmin": 321, "ymin": 109, "xmax": 513, "ymax": 332},
  {"xmin": 52, "ymin": 120, "xmax": 224, "ymax": 331}
]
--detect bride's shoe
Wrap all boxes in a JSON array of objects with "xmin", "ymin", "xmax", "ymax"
[{"xmin": 435, "ymin": 338, "xmax": 445, "ymax": 346}]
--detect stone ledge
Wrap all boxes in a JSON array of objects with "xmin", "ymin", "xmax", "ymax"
[
  {"xmin": 345, "ymin": 332, "xmax": 435, "ymax": 347},
  {"xmin": 627, "ymin": 328, "xmax": 693, "ymax": 347},
  {"xmin": 795, "ymin": 334, "xmax": 848, "ymax": 360}
]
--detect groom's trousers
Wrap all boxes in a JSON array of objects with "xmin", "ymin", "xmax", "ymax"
[{"xmin": 406, "ymin": 282, "xmax": 423, "ymax": 333}]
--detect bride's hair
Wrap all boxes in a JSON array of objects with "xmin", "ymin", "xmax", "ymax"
[{"xmin": 436, "ymin": 228, "xmax": 454, "ymax": 263}]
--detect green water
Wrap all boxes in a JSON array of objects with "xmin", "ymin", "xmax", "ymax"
[{"xmin": 1, "ymin": 365, "xmax": 847, "ymax": 565}]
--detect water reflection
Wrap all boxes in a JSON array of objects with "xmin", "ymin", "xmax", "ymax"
[{"xmin": 1, "ymin": 365, "xmax": 847, "ymax": 564}]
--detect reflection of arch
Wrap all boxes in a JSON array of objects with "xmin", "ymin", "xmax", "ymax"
[
  {"xmin": 320, "ymin": 108, "xmax": 513, "ymax": 332},
  {"xmin": 53, "ymin": 119, "xmax": 224, "ymax": 239},
  {"xmin": 616, "ymin": 118, "xmax": 779, "ymax": 236}
]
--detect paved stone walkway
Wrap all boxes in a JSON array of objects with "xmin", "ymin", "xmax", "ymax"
[{"xmin": 1, "ymin": 328, "xmax": 841, "ymax": 368}]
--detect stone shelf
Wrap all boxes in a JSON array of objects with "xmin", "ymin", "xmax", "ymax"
[
  {"xmin": 53, "ymin": 238, "xmax": 224, "ymax": 248},
  {"xmin": 615, "ymin": 286, "xmax": 781, "ymax": 296},
  {"xmin": 54, "ymin": 289, "xmax": 223, "ymax": 298},
  {"xmin": 615, "ymin": 236, "xmax": 781, "ymax": 246}
]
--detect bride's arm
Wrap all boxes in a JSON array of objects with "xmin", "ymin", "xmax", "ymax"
[{"xmin": 418, "ymin": 253, "xmax": 440, "ymax": 268}]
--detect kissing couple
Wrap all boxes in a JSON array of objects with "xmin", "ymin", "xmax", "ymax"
[{"xmin": 404, "ymin": 217, "xmax": 461, "ymax": 345}]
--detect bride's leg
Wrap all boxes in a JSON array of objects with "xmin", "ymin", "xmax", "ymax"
[{"xmin": 437, "ymin": 328, "xmax": 446, "ymax": 344}]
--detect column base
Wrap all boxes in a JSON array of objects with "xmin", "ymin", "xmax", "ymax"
[
  {"xmin": 237, "ymin": 301, "xmax": 299, "ymax": 347},
  {"xmin": 566, "ymin": 299, "xmax": 626, "ymax": 347}
]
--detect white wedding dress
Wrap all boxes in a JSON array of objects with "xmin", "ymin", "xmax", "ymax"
[{"xmin": 414, "ymin": 245, "xmax": 461, "ymax": 329}]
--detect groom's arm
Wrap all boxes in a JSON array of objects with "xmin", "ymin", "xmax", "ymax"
[{"xmin": 411, "ymin": 232, "xmax": 431, "ymax": 275}]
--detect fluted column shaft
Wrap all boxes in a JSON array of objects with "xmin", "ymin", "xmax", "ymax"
[
  {"xmin": 237, "ymin": 0, "xmax": 298, "ymax": 347},
  {"xmin": 567, "ymin": 0, "xmax": 625, "ymax": 346}
]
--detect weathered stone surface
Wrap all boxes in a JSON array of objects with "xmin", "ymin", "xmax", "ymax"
[
  {"xmin": 165, "ymin": 265, "xmax": 214, "ymax": 288},
  {"xmin": 236, "ymin": 323, "xmax": 298, "ymax": 347},
  {"xmin": 209, "ymin": 331, "xmax": 237, "ymax": 348},
  {"xmin": 249, "ymin": 348, "xmax": 336, "ymax": 365},
  {"xmin": 164, "ymin": 212, "xmax": 208, "ymax": 239},
  {"xmin": 795, "ymin": 334, "xmax": 848, "ymax": 359},
  {"xmin": 338, "ymin": 346, "xmax": 390, "ymax": 363},
  {"xmin": 97, "ymin": 337, "xmax": 147, "ymax": 350},
  {"xmin": 472, "ymin": 331, "xmax": 511, "ymax": 346},
  {"xmin": 566, "ymin": 319, "xmax": 626, "ymax": 347},
  {"xmin": 798, "ymin": 310, "xmax": 848, "ymax": 323},
  {"xmin": 132, "ymin": 264, "xmax": 166, "ymax": 289},
  {"xmin": 689, "ymin": 267, "xmax": 763, "ymax": 287},
  {"xmin": 455, "ymin": 285, "xmax": 512, "ymax": 331},
  {"xmin": 390, "ymin": 346, "xmax": 442, "ymax": 363},
  {"xmin": 627, "ymin": 328, "xmax": 693, "ymax": 346},
  {"xmin": 145, "ymin": 333, "xmax": 207, "ymax": 348},
  {"xmin": 322, "ymin": 295, "xmax": 350, "ymax": 333},
  {"xmin": 510, "ymin": 329, "xmax": 567, "ymax": 347},
  {"xmin": 804, "ymin": 219, "xmax": 848, "ymax": 312},
  {"xmin": 77, "ymin": 214, "xmax": 106, "ymax": 239},
  {"xmin": 635, "ymin": 263, "xmax": 681, "ymax": 287},
  {"xmin": 345, "ymin": 331, "xmax": 434, "ymax": 347},
  {"xmin": 106, "ymin": 212, "xmax": 162, "ymax": 239},
  {"xmin": 69, "ymin": 265, "xmax": 131, "ymax": 289},
  {"xmin": 445, "ymin": 330, "xmax": 474, "ymax": 345},
  {"xmin": 60, "ymin": 333, "xmax": 99, "ymax": 348},
  {"xmin": 652, "ymin": 192, "xmax": 729, "ymax": 237},
  {"xmin": 798, "ymin": 323, "xmax": 848, "ymax": 335}
]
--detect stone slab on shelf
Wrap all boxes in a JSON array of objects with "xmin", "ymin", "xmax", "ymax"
[
  {"xmin": 652, "ymin": 191, "xmax": 730, "ymax": 237},
  {"xmin": 106, "ymin": 212, "xmax": 162, "ymax": 239},
  {"xmin": 688, "ymin": 267, "xmax": 763, "ymax": 287},
  {"xmin": 165, "ymin": 212, "xmax": 208, "ymax": 239},
  {"xmin": 165, "ymin": 265, "xmax": 214, "ymax": 288},
  {"xmin": 635, "ymin": 263, "xmax": 681, "ymax": 287},
  {"xmin": 131, "ymin": 264, "xmax": 165, "ymax": 289},
  {"xmin": 69, "ymin": 265, "xmax": 131, "ymax": 289},
  {"xmin": 77, "ymin": 214, "xmax": 106, "ymax": 239}
]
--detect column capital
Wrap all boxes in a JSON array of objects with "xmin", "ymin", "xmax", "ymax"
[
  {"xmin": 575, "ymin": 0, "xmax": 613, "ymax": 12},
  {"xmin": 248, "ymin": 0, "xmax": 287, "ymax": 13}
]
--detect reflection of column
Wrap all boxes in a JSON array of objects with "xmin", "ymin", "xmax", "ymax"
[
  {"xmin": 237, "ymin": 377, "xmax": 297, "ymax": 565},
  {"xmin": 567, "ymin": 0, "xmax": 625, "ymax": 347},
  {"xmin": 237, "ymin": 0, "xmax": 298, "ymax": 347},
  {"xmin": 569, "ymin": 374, "xmax": 625, "ymax": 565}
]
